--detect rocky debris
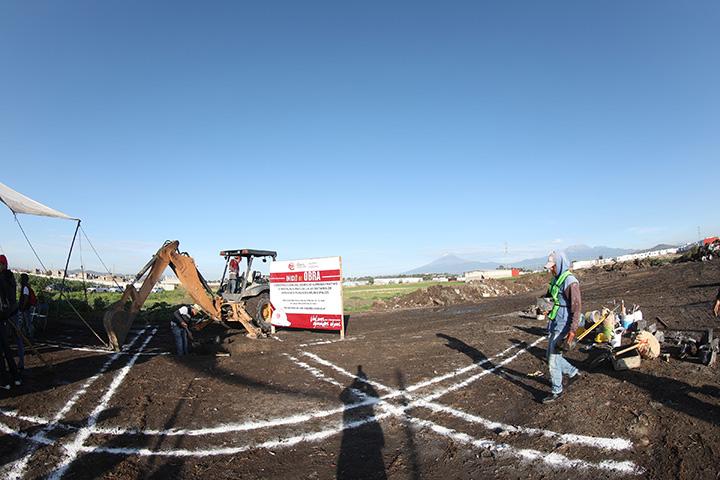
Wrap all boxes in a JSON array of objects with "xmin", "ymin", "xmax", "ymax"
[
  {"xmin": 601, "ymin": 257, "xmax": 665, "ymax": 272},
  {"xmin": 675, "ymin": 240, "xmax": 720, "ymax": 263},
  {"xmin": 372, "ymin": 274, "xmax": 548, "ymax": 310}
]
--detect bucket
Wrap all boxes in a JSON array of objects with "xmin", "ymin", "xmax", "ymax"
[{"xmin": 611, "ymin": 327, "xmax": 624, "ymax": 348}]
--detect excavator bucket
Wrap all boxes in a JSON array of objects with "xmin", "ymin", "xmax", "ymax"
[
  {"xmin": 103, "ymin": 242, "xmax": 178, "ymax": 351},
  {"xmin": 104, "ymin": 283, "xmax": 141, "ymax": 351},
  {"xmin": 104, "ymin": 308, "xmax": 135, "ymax": 351}
]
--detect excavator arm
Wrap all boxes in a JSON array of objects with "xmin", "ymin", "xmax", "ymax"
[{"xmin": 103, "ymin": 240, "xmax": 261, "ymax": 351}]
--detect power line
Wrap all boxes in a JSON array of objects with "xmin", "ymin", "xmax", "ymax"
[
  {"xmin": 13, "ymin": 214, "xmax": 48, "ymax": 272},
  {"xmin": 80, "ymin": 225, "xmax": 122, "ymax": 288}
]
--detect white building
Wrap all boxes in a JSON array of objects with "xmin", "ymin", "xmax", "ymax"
[
  {"xmin": 465, "ymin": 269, "xmax": 517, "ymax": 281},
  {"xmin": 373, "ymin": 277, "xmax": 423, "ymax": 285},
  {"xmin": 159, "ymin": 276, "xmax": 181, "ymax": 291},
  {"xmin": 572, "ymin": 247, "xmax": 680, "ymax": 270}
]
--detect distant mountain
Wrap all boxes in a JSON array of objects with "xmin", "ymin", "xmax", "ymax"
[
  {"xmin": 403, "ymin": 243, "xmax": 671, "ymax": 275},
  {"xmin": 404, "ymin": 254, "xmax": 500, "ymax": 275},
  {"xmin": 67, "ymin": 269, "xmax": 114, "ymax": 276}
]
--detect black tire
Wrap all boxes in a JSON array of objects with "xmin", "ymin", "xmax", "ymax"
[{"xmin": 245, "ymin": 292, "xmax": 272, "ymax": 333}]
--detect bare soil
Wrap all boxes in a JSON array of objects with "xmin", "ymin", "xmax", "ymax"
[
  {"xmin": 372, "ymin": 273, "xmax": 549, "ymax": 310},
  {"xmin": 1, "ymin": 260, "xmax": 719, "ymax": 479}
]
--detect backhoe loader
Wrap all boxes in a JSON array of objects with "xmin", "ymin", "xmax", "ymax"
[{"xmin": 103, "ymin": 240, "xmax": 276, "ymax": 351}]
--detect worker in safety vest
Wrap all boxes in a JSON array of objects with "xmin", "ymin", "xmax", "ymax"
[{"xmin": 540, "ymin": 251, "xmax": 582, "ymax": 404}]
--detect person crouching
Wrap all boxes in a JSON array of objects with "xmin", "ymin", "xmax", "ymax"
[{"xmin": 170, "ymin": 304, "xmax": 200, "ymax": 355}]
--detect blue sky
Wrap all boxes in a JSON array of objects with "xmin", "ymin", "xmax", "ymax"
[{"xmin": 1, "ymin": 1, "xmax": 718, "ymax": 278}]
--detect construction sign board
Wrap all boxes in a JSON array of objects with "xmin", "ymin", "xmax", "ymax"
[{"xmin": 269, "ymin": 256, "xmax": 344, "ymax": 337}]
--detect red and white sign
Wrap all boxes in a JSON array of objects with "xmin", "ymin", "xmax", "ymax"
[{"xmin": 270, "ymin": 256, "xmax": 344, "ymax": 333}]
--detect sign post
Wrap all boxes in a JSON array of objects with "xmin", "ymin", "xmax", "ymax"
[{"xmin": 269, "ymin": 256, "xmax": 344, "ymax": 338}]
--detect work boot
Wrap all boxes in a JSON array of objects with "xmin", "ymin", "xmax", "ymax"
[
  {"xmin": 541, "ymin": 391, "xmax": 563, "ymax": 404},
  {"xmin": 566, "ymin": 372, "xmax": 582, "ymax": 389}
]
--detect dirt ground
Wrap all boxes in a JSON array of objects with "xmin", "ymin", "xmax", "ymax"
[
  {"xmin": 1, "ymin": 259, "xmax": 719, "ymax": 479},
  {"xmin": 372, "ymin": 273, "xmax": 549, "ymax": 310}
]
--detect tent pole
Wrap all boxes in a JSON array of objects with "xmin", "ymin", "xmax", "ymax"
[
  {"xmin": 58, "ymin": 219, "xmax": 81, "ymax": 305},
  {"xmin": 54, "ymin": 219, "xmax": 108, "ymax": 347}
]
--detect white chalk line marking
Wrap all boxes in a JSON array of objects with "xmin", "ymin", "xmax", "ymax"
[
  {"xmin": 403, "ymin": 414, "xmax": 643, "ymax": 476},
  {"xmin": 297, "ymin": 336, "xmax": 360, "ymax": 348},
  {"xmin": 406, "ymin": 343, "xmax": 519, "ymax": 392},
  {"xmin": 80, "ymin": 336, "xmax": 639, "ymax": 476},
  {"xmin": 36, "ymin": 341, "xmax": 170, "ymax": 356},
  {"xmin": 47, "ymin": 327, "xmax": 158, "ymax": 480},
  {"xmin": 295, "ymin": 350, "xmax": 642, "ymax": 475},
  {"xmin": 300, "ymin": 346, "xmax": 633, "ymax": 451},
  {"xmin": 82, "ymin": 338, "xmax": 524, "ymax": 438},
  {"xmin": 0, "ymin": 359, "xmax": 381, "ymax": 440},
  {"xmin": 3, "ymin": 331, "xmax": 641, "ymax": 476},
  {"xmin": 75, "ymin": 385, "xmax": 643, "ymax": 476},
  {"xmin": 3, "ymin": 326, "xmax": 151, "ymax": 480},
  {"xmin": 302, "ymin": 336, "xmax": 546, "ymax": 403},
  {"xmin": 24, "ymin": 339, "xmax": 521, "ymax": 442},
  {"xmin": 0, "ymin": 421, "xmax": 54, "ymax": 445},
  {"xmin": 415, "ymin": 400, "xmax": 633, "ymax": 451},
  {"xmin": 0, "ymin": 408, "xmax": 56, "ymax": 427}
]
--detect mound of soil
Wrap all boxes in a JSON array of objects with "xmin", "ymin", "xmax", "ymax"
[
  {"xmin": 373, "ymin": 273, "xmax": 549, "ymax": 310},
  {"xmin": 675, "ymin": 241, "xmax": 720, "ymax": 263}
]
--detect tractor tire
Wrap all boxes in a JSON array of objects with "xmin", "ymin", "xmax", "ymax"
[{"xmin": 246, "ymin": 292, "xmax": 273, "ymax": 333}]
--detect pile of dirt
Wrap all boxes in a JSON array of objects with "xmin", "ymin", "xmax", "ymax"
[
  {"xmin": 373, "ymin": 273, "xmax": 548, "ymax": 310},
  {"xmin": 603, "ymin": 258, "xmax": 662, "ymax": 272}
]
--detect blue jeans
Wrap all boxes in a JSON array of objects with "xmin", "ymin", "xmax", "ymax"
[
  {"xmin": 547, "ymin": 328, "xmax": 578, "ymax": 394},
  {"xmin": 170, "ymin": 322, "xmax": 189, "ymax": 355},
  {"xmin": 20, "ymin": 309, "xmax": 34, "ymax": 339}
]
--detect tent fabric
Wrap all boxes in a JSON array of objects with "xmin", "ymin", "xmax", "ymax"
[{"xmin": 0, "ymin": 181, "xmax": 78, "ymax": 220}]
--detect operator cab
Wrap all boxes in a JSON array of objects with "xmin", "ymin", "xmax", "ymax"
[{"xmin": 219, "ymin": 248, "xmax": 277, "ymax": 298}]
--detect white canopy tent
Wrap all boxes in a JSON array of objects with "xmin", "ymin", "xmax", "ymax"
[
  {"xmin": 1, "ymin": 181, "xmax": 109, "ymax": 347},
  {"xmin": 0, "ymin": 181, "xmax": 78, "ymax": 221}
]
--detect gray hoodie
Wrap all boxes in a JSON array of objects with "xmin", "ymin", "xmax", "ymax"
[{"xmin": 549, "ymin": 251, "xmax": 582, "ymax": 334}]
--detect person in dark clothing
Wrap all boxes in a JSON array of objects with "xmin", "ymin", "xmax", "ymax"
[
  {"xmin": 0, "ymin": 255, "xmax": 21, "ymax": 388},
  {"xmin": 170, "ymin": 304, "xmax": 199, "ymax": 355},
  {"xmin": 540, "ymin": 251, "xmax": 582, "ymax": 404},
  {"xmin": 18, "ymin": 273, "xmax": 36, "ymax": 339}
]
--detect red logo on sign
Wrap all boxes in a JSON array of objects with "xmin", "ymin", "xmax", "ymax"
[{"xmin": 288, "ymin": 263, "xmax": 295, "ymax": 270}]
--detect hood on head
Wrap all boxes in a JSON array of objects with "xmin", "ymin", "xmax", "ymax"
[{"xmin": 553, "ymin": 250, "xmax": 570, "ymax": 276}]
